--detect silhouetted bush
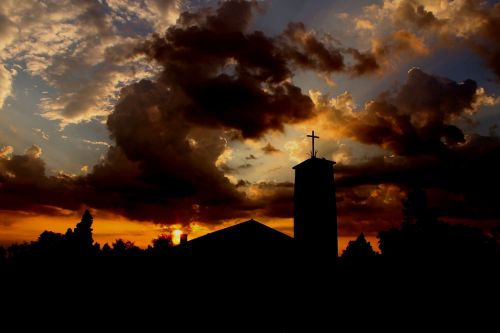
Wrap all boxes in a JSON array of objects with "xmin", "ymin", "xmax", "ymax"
[
  {"xmin": 378, "ymin": 189, "xmax": 495, "ymax": 264},
  {"xmin": 0, "ymin": 246, "xmax": 5, "ymax": 265},
  {"xmin": 111, "ymin": 239, "xmax": 142, "ymax": 257},
  {"xmin": 342, "ymin": 233, "xmax": 377, "ymax": 261}
]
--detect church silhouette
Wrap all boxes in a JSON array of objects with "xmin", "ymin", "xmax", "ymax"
[{"xmin": 178, "ymin": 131, "xmax": 338, "ymax": 260}]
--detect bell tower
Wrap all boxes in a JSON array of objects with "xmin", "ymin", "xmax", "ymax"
[{"xmin": 293, "ymin": 131, "xmax": 338, "ymax": 258}]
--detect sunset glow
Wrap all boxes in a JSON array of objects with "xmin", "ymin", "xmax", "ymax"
[
  {"xmin": 1, "ymin": 2, "xmax": 498, "ymax": 325},
  {"xmin": 172, "ymin": 229, "xmax": 183, "ymax": 246},
  {"xmin": 0, "ymin": 0, "xmax": 499, "ymax": 254}
]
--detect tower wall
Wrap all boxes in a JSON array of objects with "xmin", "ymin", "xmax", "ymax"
[{"xmin": 293, "ymin": 157, "xmax": 337, "ymax": 257}]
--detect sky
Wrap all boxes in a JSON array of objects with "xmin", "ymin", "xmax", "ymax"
[{"xmin": 1, "ymin": 0, "xmax": 500, "ymax": 250}]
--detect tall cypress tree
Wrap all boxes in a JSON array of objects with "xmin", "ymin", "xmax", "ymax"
[{"xmin": 74, "ymin": 209, "xmax": 94, "ymax": 250}]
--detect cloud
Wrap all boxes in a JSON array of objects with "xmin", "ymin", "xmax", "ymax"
[
  {"xmin": 0, "ymin": 145, "xmax": 13, "ymax": 158},
  {"xmin": 107, "ymin": 0, "xmax": 182, "ymax": 32},
  {"xmin": 467, "ymin": 3, "xmax": 500, "ymax": 80},
  {"xmin": 1, "ymin": 1, "xmax": 498, "ymax": 236},
  {"xmin": 245, "ymin": 181, "xmax": 295, "ymax": 219},
  {"xmin": 392, "ymin": 0, "xmax": 444, "ymax": 31},
  {"xmin": 337, "ymin": 133, "xmax": 500, "ymax": 221},
  {"xmin": 80, "ymin": 165, "xmax": 89, "ymax": 174},
  {"xmin": 372, "ymin": 30, "xmax": 429, "ymax": 64},
  {"xmin": 0, "ymin": 0, "xmax": 398, "ymax": 126},
  {"xmin": 281, "ymin": 22, "xmax": 345, "ymax": 74},
  {"xmin": 96, "ymin": 79, "xmax": 248, "ymax": 223},
  {"xmin": 238, "ymin": 163, "xmax": 252, "ymax": 169},
  {"xmin": 0, "ymin": 0, "xmax": 179, "ymax": 125},
  {"xmin": 346, "ymin": 29, "xmax": 429, "ymax": 76},
  {"xmin": 25, "ymin": 145, "xmax": 42, "ymax": 159},
  {"xmin": 140, "ymin": 2, "xmax": 319, "ymax": 139},
  {"xmin": 0, "ymin": 1, "xmax": 314, "ymax": 225},
  {"xmin": 82, "ymin": 139, "xmax": 111, "ymax": 147},
  {"xmin": 261, "ymin": 143, "xmax": 281, "ymax": 155},
  {"xmin": 0, "ymin": 64, "xmax": 12, "ymax": 109},
  {"xmin": 354, "ymin": 18, "xmax": 375, "ymax": 31},
  {"xmin": 313, "ymin": 69, "xmax": 500, "ymax": 232},
  {"xmin": 0, "ymin": 12, "xmax": 16, "ymax": 49},
  {"xmin": 291, "ymin": 67, "xmax": 500, "ymax": 235},
  {"xmin": 346, "ymin": 49, "xmax": 380, "ymax": 76},
  {"xmin": 138, "ymin": 0, "xmax": 392, "ymax": 139},
  {"xmin": 0, "ymin": 144, "xmax": 81, "ymax": 214},
  {"xmin": 336, "ymin": 184, "xmax": 405, "ymax": 237},
  {"xmin": 313, "ymin": 68, "xmax": 495, "ymax": 155},
  {"xmin": 33, "ymin": 128, "xmax": 49, "ymax": 141},
  {"xmin": 280, "ymin": 21, "xmax": 394, "ymax": 77},
  {"xmin": 356, "ymin": 0, "xmax": 500, "ymax": 79}
]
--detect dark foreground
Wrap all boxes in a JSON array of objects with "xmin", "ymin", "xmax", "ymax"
[{"xmin": 1, "ymin": 252, "xmax": 498, "ymax": 332}]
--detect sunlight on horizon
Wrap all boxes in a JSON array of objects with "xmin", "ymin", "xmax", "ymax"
[
  {"xmin": 172, "ymin": 229, "xmax": 183, "ymax": 245},
  {"xmin": 0, "ymin": 211, "xmax": 373, "ymax": 253}
]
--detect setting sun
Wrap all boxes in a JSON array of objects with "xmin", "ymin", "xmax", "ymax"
[{"xmin": 172, "ymin": 229, "xmax": 183, "ymax": 246}]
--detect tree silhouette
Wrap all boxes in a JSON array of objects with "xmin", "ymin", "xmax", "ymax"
[
  {"xmin": 74, "ymin": 209, "xmax": 94, "ymax": 250},
  {"xmin": 6, "ymin": 242, "xmax": 32, "ymax": 261},
  {"xmin": 492, "ymin": 224, "xmax": 500, "ymax": 256},
  {"xmin": 341, "ymin": 233, "xmax": 377, "ymax": 260},
  {"xmin": 378, "ymin": 188, "xmax": 494, "ymax": 262},
  {"xmin": 150, "ymin": 234, "xmax": 174, "ymax": 256},
  {"xmin": 102, "ymin": 243, "xmax": 111, "ymax": 254},
  {"xmin": 0, "ymin": 246, "xmax": 5, "ymax": 265},
  {"xmin": 36, "ymin": 230, "xmax": 66, "ymax": 258},
  {"xmin": 111, "ymin": 239, "xmax": 141, "ymax": 257}
]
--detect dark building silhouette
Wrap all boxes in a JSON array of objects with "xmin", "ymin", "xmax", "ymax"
[
  {"xmin": 177, "ymin": 131, "xmax": 338, "ymax": 260},
  {"xmin": 180, "ymin": 233, "xmax": 188, "ymax": 245},
  {"xmin": 293, "ymin": 131, "xmax": 337, "ymax": 258},
  {"xmin": 179, "ymin": 219, "xmax": 293, "ymax": 259}
]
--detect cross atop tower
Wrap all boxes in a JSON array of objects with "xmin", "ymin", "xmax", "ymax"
[
  {"xmin": 307, "ymin": 130, "xmax": 319, "ymax": 158},
  {"xmin": 293, "ymin": 130, "xmax": 337, "ymax": 259}
]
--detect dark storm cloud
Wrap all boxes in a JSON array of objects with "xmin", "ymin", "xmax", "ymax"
[
  {"xmin": 472, "ymin": 4, "xmax": 500, "ymax": 80},
  {"xmin": 92, "ymin": 79, "xmax": 248, "ymax": 223},
  {"xmin": 261, "ymin": 143, "xmax": 281, "ymax": 155},
  {"xmin": 0, "ymin": 146, "xmax": 81, "ymax": 213},
  {"xmin": 335, "ymin": 185, "xmax": 404, "ymax": 237},
  {"xmin": 326, "ymin": 68, "xmax": 481, "ymax": 156},
  {"xmin": 140, "ymin": 1, "xmax": 314, "ymax": 139},
  {"xmin": 139, "ymin": 0, "xmax": 386, "ymax": 138},
  {"xmin": 247, "ymin": 181, "xmax": 294, "ymax": 219},
  {"xmin": 72, "ymin": 0, "xmax": 387, "ymax": 223},
  {"xmin": 0, "ymin": 1, "xmax": 293, "ymax": 224},
  {"xmin": 391, "ymin": 0, "xmax": 500, "ymax": 80},
  {"xmin": 281, "ymin": 22, "xmax": 345, "ymax": 73},
  {"xmin": 4, "ymin": 1, "xmax": 493, "ymax": 230},
  {"xmin": 346, "ymin": 48, "xmax": 380, "ymax": 76},
  {"xmin": 337, "ymin": 134, "xmax": 500, "ymax": 220},
  {"xmin": 0, "ymin": 1, "xmax": 313, "ymax": 224},
  {"xmin": 337, "ymin": 25, "xmax": 429, "ymax": 77},
  {"xmin": 330, "ymin": 69, "xmax": 500, "ymax": 232}
]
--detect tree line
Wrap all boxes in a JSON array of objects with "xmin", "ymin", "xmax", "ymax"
[{"xmin": 1, "ymin": 189, "xmax": 499, "ymax": 269}]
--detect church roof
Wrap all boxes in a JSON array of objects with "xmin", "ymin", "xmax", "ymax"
[
  {"xmin": 178, "ymin": 219, "xmax": 293, "ymax": 258},
  {"xmin": 293, "ymin": 156, "xmax": 335, "ymax": 170},
  {"xmin": 189, "ymin": 219, "xmax": 292, "ymax": 245}
]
